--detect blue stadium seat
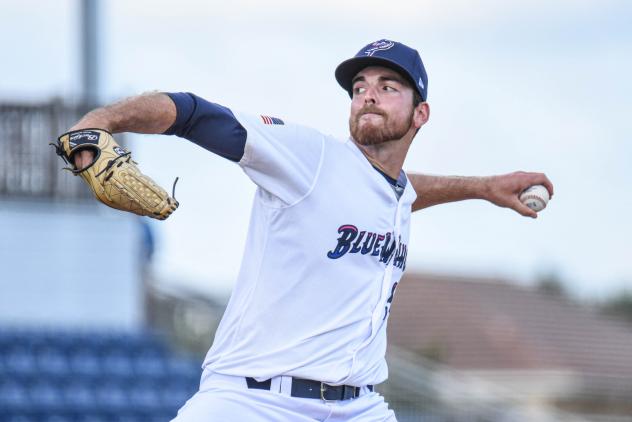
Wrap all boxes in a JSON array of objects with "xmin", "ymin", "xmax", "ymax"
[
  {"xmin": 3, "ymin": 415, "xmax": 37, "ymax": 422},
  {"xmin": 45, "ymin": 331, "xmax": 77, "ymax": 353},
  {"xmin": 93, "ymin": 382, "xmax": 128, "ymax": 411},
  {"xmin": 165, "ymin": 357, "xmax": 200, "ymax": 380},
  {"xmin": 0, "ymin": 380, "xmax": 29, "ymax": 410},
  {"xmin": 150, "ymin": 411, "xmax": 177, "ymax": 422},
  {"xmin": 4, "ymin": 346, "xmax": 37, "ymax": 377},
  {"xmin": 29, "ymin": 380, "xmax": 64, "ymax": 412},
  {"xmin": 128, "ymin": 382, "xmax": 161, "ymax": 410},
  {"xmin": 0, "ymin": 329, "xmax": 201, "ymax": 421},
  {"xmin": 41, "ymin": 414, "xmax": 73, "ymax": 422},
  {"xmin": 71, "ymin": 332, "xmax": 104, "ymax": 352},
  {"xmin": 160, "ymin": 384, "xmax": 192, "ymax": 412},
  {"xmin": 101, "ymin": 351, "xmax": 133, "ymax": 379},
  {"xmin": 62, "ymin": 381, "xmax": 96, "ymax": 411},
  {"xmin": 35, "ymin": 347, "xmax": 69, "ymax": 377},
  {"xmin": 68, "ymin": 349, "xmax": 100, "ymax": 378},
  {"xmin": 132, "ymin": 353, "xmax": 165, "ymax": 379},
  {"xmin": 75, "ymin": 415, "xmax": 109, "ymax": 422},
  {"xmin": 115, "ymin": 413, "xmax": 144, "ymax": 422},
  {"xmin": 0, "ymin": 329, "xmax": 19, "ymax": 351}
]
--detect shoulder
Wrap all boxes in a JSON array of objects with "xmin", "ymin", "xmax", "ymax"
[{"xmin": 232, "ymin": 111, "xmax": 346, "ymax": 151}]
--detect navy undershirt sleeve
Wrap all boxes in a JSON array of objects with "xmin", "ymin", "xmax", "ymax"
[{"xmin": 162, "ymin": 92, "xmax": 247, "ymax": 162}]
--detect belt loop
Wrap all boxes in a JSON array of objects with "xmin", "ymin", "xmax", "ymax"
[
  {"xmin": 279, "ymin": 376, "xmax": 292, "ymax": 395},
  {"xmin": 270, "ymin": 376, "xmax": 282, "ymax": 393}
]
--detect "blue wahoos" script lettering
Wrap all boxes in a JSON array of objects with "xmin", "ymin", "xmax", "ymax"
[{"xmin": 326, "ymin": 224, "xmax": 408, "ymax": 269}]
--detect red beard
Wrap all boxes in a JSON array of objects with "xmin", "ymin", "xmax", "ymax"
[{"xmin": 350, "ymin": 106, "xmax": 413, "ymax": 146}]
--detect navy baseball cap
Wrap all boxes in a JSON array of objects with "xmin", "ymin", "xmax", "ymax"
[{"xmin": 335, "ymin": 39, "xmax": 428, "ymax": 101}]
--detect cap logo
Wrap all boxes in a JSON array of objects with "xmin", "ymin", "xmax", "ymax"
[
  {"xmin": 418, "ymin": 77, "xmax": 425, "ymax": 90},
  {"xmin": 364, "ymin": 39, "xmax": 395, "ymax": 56}
]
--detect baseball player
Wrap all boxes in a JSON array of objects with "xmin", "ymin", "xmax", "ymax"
[{"xmin": 63, "ymin": 40, "xmax": 553, "ymax": 421}]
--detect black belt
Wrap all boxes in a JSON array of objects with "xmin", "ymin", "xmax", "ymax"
[{"xmin": 246, "ymin": 377, "xmax": 373, "ymax": 401}]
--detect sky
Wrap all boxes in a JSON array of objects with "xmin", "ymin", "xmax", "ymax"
[{"xmin": 2, "ymin": 0, "xmax": 631, "ymax": 300}]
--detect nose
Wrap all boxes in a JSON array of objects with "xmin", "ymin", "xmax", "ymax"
[{"xmin": 363, "ymin": 85, "xmax": 378, "ymax": 105}]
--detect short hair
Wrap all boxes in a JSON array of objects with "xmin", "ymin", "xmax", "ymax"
[
  {"xmin": 412, "ymin": 89, "xmax": 423, "ymax": 108},
  {"xmin": 395, "ymin": 72, "xmax": 422, "ymax": 107},
  {"xmin": 410, "ymin": 86, "xmax": 423, "ymax": 136}
]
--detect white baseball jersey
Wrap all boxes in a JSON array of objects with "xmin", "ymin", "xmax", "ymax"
[{"xmin": 201, "ymin": 111, "xmax": 416, "ymax": 387}]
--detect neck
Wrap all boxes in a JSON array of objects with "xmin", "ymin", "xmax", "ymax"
[{"xmin": 352, "ymin": 137, "xmax": 412, "ymax": 180}]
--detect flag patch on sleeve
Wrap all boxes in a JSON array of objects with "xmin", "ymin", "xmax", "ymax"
[{"xmin": 260, "ymin": 115, "xmax": 284, "ymax": 125}]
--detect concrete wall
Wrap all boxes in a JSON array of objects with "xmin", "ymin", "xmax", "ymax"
[{"xmin": 0, "ymin": 198, "xmax": 144, "ymax": 329}]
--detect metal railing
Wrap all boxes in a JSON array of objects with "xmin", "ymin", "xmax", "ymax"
[
  {"xmin": 381, "ymin": 345, "xmax": 598, "ymax": 422},
  {"xmin": 0, "ymin": 100, "xmax": 98, "ymax": 200}
]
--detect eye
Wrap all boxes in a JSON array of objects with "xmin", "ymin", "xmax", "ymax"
[
  {"xmin": 383, "ymin": 85, "xmax": 397, "ymax": 92},
  {"xmin": 353, "ymin": 86, "xmax": 366, "ymax": 95}
]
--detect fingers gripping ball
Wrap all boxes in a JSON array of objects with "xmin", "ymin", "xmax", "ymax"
[
  {"xmin": 51, "ymin": 129, "xmax": 179, "ymax": 220},
  {"xmin": 519, "ymin": 185, "xmax": 550, "ymax": 213}
]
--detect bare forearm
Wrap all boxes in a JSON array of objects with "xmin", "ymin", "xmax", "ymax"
[
  {"xmin": 410, "ymin": 173, "xmax": 488, "ymax": 212},
  {"xmin": 67, "ymin": 92, "xmax": 176, "ymax": 169},
  {"xmin": 410, "ymin": 171, "xmax": 554, "ymax": 218},
  {"xmin": 69, "ymin": 92, "xmax": 176, "ymax": 134}
]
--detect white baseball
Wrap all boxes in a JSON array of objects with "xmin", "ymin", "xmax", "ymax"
[{"xmin": 519, "ymin": 185, "xmax": 550, "ymax": 212}]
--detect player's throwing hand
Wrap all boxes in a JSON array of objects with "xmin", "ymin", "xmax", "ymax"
[{"xmin": 484, "ymin": 171, "xmax": 554, "ymax": 218}]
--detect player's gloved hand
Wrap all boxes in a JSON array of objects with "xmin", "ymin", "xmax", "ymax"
[
  {"xmin": 484, "ymin": 171, "xmax": 554, "ymax": 218},
  {"xmin": 50, "ymin": 128, "xmax": 179, "ymax": 220}
]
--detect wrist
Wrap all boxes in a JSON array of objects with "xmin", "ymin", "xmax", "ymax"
[
  {"xmin": 476, "ymin": 176, "xmax": 494, "ymax": 201},
  {"xmin": 69, "ymin": 109, "xmax": 114, "ymax": 133}
]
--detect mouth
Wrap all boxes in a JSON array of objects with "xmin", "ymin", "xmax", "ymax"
[{"xmin": 360, "ymin": 112, "xmax": 384, "ymax": 120}]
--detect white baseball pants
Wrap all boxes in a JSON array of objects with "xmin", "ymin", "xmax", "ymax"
[{"xmin": 171, "ymin": 372, "xmax": 397, "ymax": 421}]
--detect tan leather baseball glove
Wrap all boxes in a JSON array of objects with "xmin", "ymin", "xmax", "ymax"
[{"xmin": 51, "ymin": 128, "xmax": 179, "ymax": 220}]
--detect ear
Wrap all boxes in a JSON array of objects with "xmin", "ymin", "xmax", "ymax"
[{"xmin": 413, "ymin": 102, "xmax": 430, "ymax": 129}]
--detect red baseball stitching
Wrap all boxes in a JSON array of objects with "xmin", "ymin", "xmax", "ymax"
[{"xmin": 521, "ymin": 194, "xmax": 547, "ymax": 207}]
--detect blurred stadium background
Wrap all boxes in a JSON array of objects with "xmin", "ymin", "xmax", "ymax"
[{"xmin": 2, "ymin": 0, "xmax": 632, "ymax": 421}]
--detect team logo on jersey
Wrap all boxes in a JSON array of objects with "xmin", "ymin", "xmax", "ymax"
[
  {"xmin": 260, "ymin": 115, "xmax": 284, "ymax": 125},
  {"xmin": 363, "ymin": 39, "xmax": 395, "ymax": 56},
  {"xmin": 326, "ymin": 224, "xmax": 408, "ymax": 270}
]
